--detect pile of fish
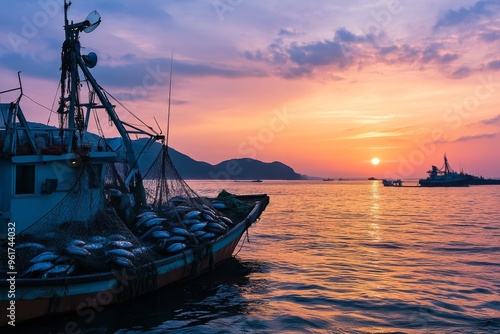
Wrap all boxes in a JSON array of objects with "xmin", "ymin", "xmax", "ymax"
[
  {"xmin": 16, "ymin": 197, "xmax": 234, "ymax": 279},
  {"xmin": 132, "ymin": 197, "xmax": 233, "ymax": 255},
  {"xmin": 18, "ymin": 234, "xmax": 152, "ymax": 278}
]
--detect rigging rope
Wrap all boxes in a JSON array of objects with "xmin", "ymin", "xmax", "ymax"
[
  {"xmin": 47, "ymin": 82, "xmax": 61, "ymax": 125},
  {"xmin": 166, "ymin": 53, "xmax": 173, "ymax": 147},
  {"xmin": 99, "ymin": 86, "xmax": 158, "ymax": 135},
  {"xmin": 24, "ymin": 94, "xmax": 54, "ymax": 114}
]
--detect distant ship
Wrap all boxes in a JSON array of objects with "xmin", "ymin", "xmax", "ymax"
[
  {"xmin": 418, "ymin": 155, "xmax": 469, "ymax": 187},
  {"xmin": 463, "ymin": 174, "xmax": 500, "ymax": 185},
  {"xmin": 382, "ymin": 179, "xmax": 402, "ymax": 187}
]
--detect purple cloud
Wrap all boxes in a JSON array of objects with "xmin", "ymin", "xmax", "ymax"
[
  {"xmin": 434, "ymin": 0, "xmax": 500, "ymax": 30},
  {"xmin": 453, "ymin": 133, "xmax": 498, "ymax": 142},
  {"xmin": 452, "ymin": 67, "xmax": 472, "ymax": 79},
  {"xmin": 487, "ymin": 60, "xmax": 500, "ymax": 70},
  {"xmin": 244, "ymin": 27, "xmax": 465, "ymax": 79},
  {"xmin": 481, "ymin": 114, "xmax": 500, "ymax": 125},
  {"xmin": 287, "ymin": 40, "xmax": 349, "ymax": 67}
]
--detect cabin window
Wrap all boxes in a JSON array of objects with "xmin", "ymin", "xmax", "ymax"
[{"xmin": 15, "ymin": 165, "xmax": 35, "ymax": 195}]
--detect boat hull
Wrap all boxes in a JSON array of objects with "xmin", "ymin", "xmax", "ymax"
[
  {"xmin": 1, "ymin": 194, "xmax": 269, "ymax": 327},
  {"xmin": 418, "ymin": 179, "xmax": 469, "ymax": 187}
]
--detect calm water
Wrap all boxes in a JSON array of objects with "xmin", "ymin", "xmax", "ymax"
[{"xmin": 13, "ymin": 180, "xmax": 500, "ymax": 334}]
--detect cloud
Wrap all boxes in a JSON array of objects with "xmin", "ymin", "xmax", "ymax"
[
  {"xmin": 480, "ymin": 114, "xmax": 500, "ymax": 125},
  {"xmin": 434, "ymin": 0, "xmax": 500, "ymax": 30},
  {"xmin": 453, "ymin": 133, "xmax": 498, "ymax": 142},
  {"xmin": 245, "ymin": 27, "xmax": 465, "ymax": 79},
  {"xmin": 93, "ymin": 56, "xmax": 266, "ymax": 89},
  {"xmin": 480, "ymin": 30, "xmax": 500, "ymax": 42},
  {"xmin": 287, "ymin": 40, "xmax": 350, "ymax": 68},
  {"xmin": 334, "ymin": 28, "xmax": 358, "ymax": 43},
  {"xmin": 452, "ymin": 66, "xmax": 472, "ymax": 79},
  {"xmin": 278, "ymin": 27, "xmax": 300, "ymax": 38},
  {"xmin": 487, "ymin": 60, "xmax": 500, "ymax": 70}
]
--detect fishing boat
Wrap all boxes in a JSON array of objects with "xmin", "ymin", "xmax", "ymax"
[
  {"xmin": 0, "ymin": 2, "xmax": 268, "ymax": 326},
  {"xmin": 464, "ymin": 175, "xmax": 500, "ymax": 185},
  {"xmin": 382, "ymin": 179, "xmax": 402, "ymax": 187},
  {"xmin": 418, "ymin": 155, "xmax": 469, "ymax": 187}
]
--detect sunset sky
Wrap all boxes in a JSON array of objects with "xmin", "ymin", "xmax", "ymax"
[{"xmin": 1, "ymin": 0, "xmax": 499, "ymax": 178}]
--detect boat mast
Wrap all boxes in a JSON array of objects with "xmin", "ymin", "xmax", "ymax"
[
  {"xmin": 443, "ymin": 154, "xmax": 450, "ymax": 175},
  {"xmin": 57, "ymin": 1, "xmax": 147, "ymax": 206}
]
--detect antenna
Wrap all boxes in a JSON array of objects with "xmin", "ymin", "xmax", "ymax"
[
  {"xmin": 153, "ymin": 117, "xmax": 163, "ymax": 135},
  {"xmin": 165, "ymin": 52, "xmax": 173, "ymax": 147}
]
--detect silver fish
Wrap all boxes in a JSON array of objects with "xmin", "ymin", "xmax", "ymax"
[
  {"xmin": 68, "ymin": 239, "xmax": 86, "ymax": 246},
  {"xmin": 106, "ymin": 248, "xmax": 135, "ymax": 259},
  {"xmin": 202, "ymin": 211, "xmax": 216, "ymax": 221},
  {"xmin": 131, "ymin": 246, "xmax": 148, "ymax": 255},
  {"xmin": 46, "ymin": 264, "xmax": 71, "ymax": 275},
  {"xmin": 159, "ymin": 236, "xmax": 187, "ymax": 245},
  {"xmin": 200, "ymin": 233, "xmax": 217, "ymax": 240},
  {"xmin": 89, "ymin": 235, "xmax": 107, "ymax": 243},
  {"xmin": 214, "ymin": 219, "xmax": 229, "ymax": 229},
  {"xmin": 30, "ymin": 251, "xmax": 59, "ymax": 263},
  {"xmin": 140, "ymin": 225, "xmax": 164, "ymax": 240},
  {"xmin": 189, "ymin": 222, "xmax": 207, "ymax": 232},
  {"xmin": 22, "ymin": 262, "xmax": 53, "ymax": 276},
  {"xmin": 107, "ymin": 234, "xmax": 127, "ymax": 241},
  {"xmin": 171, "ymin": 205, "xmax": 192, "ymax": 212},
  {"xmin": 151, "ymin": 230, "xmax": 171, "ymax": 239},
  {"xmin": 143, "ymin": 217, "xmax": 166, "ymax": 228},
  {"xmin": 163, "ymin": 209, "xmax": 186, "ymax": 221},
  {"xmin": 65, "ymin": 245, "xmax": 91, "ymax": 257},
  {"xmin": 184, "ymin": 210, "xmax": 201, "ymax": 219},
  {"xmin": 166, "ymin": 243, "xmax": 186, "ymax": 253},
  {"xmin": 206, "ymin": 222, "xmax": 227, "ymax": 233},
  {"xmin": 82, "ymin": 243, "xmax": 104, "ymax": 251},
  {"xmin": 211, "ymin": 201, "xmax": 227, "ymax": 209},
  {"xmin": 171, "ymin": 227, "xmax": 190, "ymax": 237},
  {"xmin": 66, "ymin": 264, "xmax": 76, "ymax": 275},
  {"xmin": 108, "ymin": 240, "xmax": 134, "ymax": 249},
  {"xmin": 135, "ymin": 215, "xmax": 158, "ymax": 228},
  {"xmin": 16, "ymin": 242, "xmax": 45, "ymax": 250},
  {"xmin": 181, "ymin": 219, "xmax": 202, "ymax": 226},
  {"xmin": 192, "ymin": 230, "xmax": 207, "ymax": 238},
  {"xmin": 218, "ymin": 216, "xmax": 233, "ymax": 226},
  {"xmin": 136, "ymin": 211, "xmax": 157, "ymax": 219},
  {"xmin": 112, "ymin": 256, "xmax": 134, "ymax": 268}
]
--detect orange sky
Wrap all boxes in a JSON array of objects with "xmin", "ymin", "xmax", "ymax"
[{"xmin": 1, "ymin": 1, "xmax": 499, "ymax": 178}]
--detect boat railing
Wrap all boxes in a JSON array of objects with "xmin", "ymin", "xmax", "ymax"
[{"xmin": 1, "ymin": 123, "xmax": 110, "ymax": 156}]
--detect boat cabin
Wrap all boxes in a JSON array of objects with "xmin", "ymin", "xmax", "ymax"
[{"xmin": 0, "ymin": 102, "xmax": 120, "ymax": 238}]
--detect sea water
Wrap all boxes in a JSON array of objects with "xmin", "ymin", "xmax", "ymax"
[{"xmin": 15, "ymin": 180, "xmax": 500, "ymax": 333}]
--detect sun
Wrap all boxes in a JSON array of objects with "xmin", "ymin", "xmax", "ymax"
[{"xmin": 371, "ymin": 157, "xmax": 380, "ymax": 165}]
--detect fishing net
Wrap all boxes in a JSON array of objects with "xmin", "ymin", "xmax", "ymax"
[
  {"xmin": 0, "ymin": 161, "xmax": 158, "ymax": 296},
  {"xmin": 138, "ymin": 146, "xmax": 237, "ymax": 252},
  {"xmin": 142, "ymin": 146, "xmax": 213, "ymax": 213},
  {"xmin": 0, "ymin": 145, "xmax": 244, "ymax": 283}
]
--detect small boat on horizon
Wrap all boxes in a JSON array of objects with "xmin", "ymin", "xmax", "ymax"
[
  {"xmin": 234, "ymin": 179, "xmax": 263, "ymax": 183},
  {"xmin": 418, "ymin": 155, "xmax": 469, "ymax": 187},
  {"xmin": 382, "ymin": 179, "xmax": 402, "ymax": 187}
]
